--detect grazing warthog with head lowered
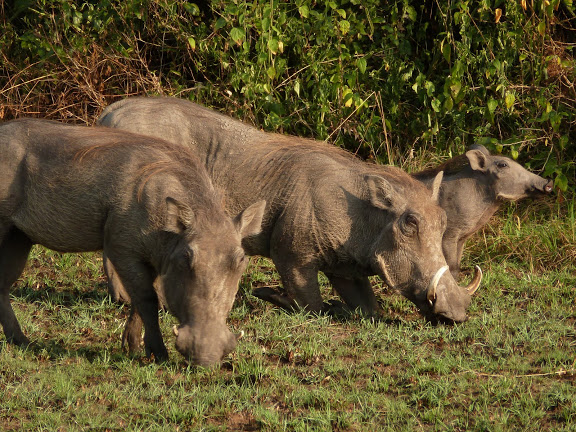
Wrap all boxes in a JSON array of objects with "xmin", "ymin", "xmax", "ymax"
[
  {"xmin": 413, "ymin": 145, "xmax": 553, "ymax": 278},
  {"xmin": 98, "ymin": 97, "xmax": 482, "ymax": 323},
  {"xmin": 0, "ymin": 118, "xmax": 265, "ymax": 367}
]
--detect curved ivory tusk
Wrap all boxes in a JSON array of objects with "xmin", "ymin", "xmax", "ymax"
[
  {"xmin": 172, "ymin": 325, "xmax": 179, "ymax": 337},
  {"xmin": 427, "ymin": 265, "xmax": 449, "ymax": 305},
  {"xmin": 237, "ymin": 330, "xmax": 245, "ymax": 340},
  {"xmin": 465, "ymin": 265, "xmax": 483, "ymax": 295}
]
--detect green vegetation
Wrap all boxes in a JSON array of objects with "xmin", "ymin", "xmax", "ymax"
[
  {"xmin": 1, "ymin": 1, "xmax": 575, "ymax": 430},
  {"xmin": 0, "ymin": 202, "xmax": 575, "ymax": 431},
  {"xmin": 1, "ymin": 0, "xmax": 575, "ymax": 192}
]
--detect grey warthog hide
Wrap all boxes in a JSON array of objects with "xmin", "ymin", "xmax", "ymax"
[
  {"xmin": 413, "ymin": 145, "xmax": 553, "ymax": 278},
  {"xmin": 0, "ymin": 118, "xmax": 265, "ymax": 367},
  {"xmin": 98, "ymin": 97, "xmax": 482, "ymax": 323}
]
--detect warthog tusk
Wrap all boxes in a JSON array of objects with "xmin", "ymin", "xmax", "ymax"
[
  {"xmin": 427, "ymin": 265, "xmax": 449, "ymax": 306},
  {"xmin": 237, "ymin": 330, "xmax": 245, "ymax": 340},
  {"xmin": 172, "ymin": 325, "xmax": 179, "ymax": 337},
  {"xmin": 465, "ymin": 265, "xmax": 483, "ymax": 295}
]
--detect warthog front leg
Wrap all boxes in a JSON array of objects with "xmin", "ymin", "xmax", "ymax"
[
  {"xmin": 273, "ymin": 260, "xmax": 324, "ymax": 313},
  {"xmin": 252, "ymin": 286, "xmax": 298, "ymax": 311},
  {"xmin": 0, "ymin": 227, "xmax": 33, "ymax": 346},
  {"xmin": 105, "ymin": 252, "xmax": 168, "ymax": 361},
  {"xmin": 122, "ymin": 306, "xmax": 144, "ymax": 354},
  {"xmin": 441, "ymin": 234, "xmax": 464, "ymax": 279},
  {"xmin": 325, "ymin": 274, "xmax": 382, "ymax": 316}
]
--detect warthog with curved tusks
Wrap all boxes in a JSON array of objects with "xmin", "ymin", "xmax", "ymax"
[
  {"xmin": 0, "ymin": 118, "xmax": 265, "ymax": 367},
  {"xmin": 98, "ymin": 97, "xmax": 482, "ymax": 323},
  {"xmin": 413, "ymin": 145, "xmax": 553, "ymax": 278}
]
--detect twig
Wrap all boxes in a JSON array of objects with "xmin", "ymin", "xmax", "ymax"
[
  {"xmin": 274, "ymin": 58, "xmax": 339, "ymax": 91},
  {"xmin": 375, "ymin": 91, "xmax": 393, "ymax": 164},
  {"xmin": 461, "ymin": 367, "xmax": 576, "ymax": 379},
  {"xmin": 326, "ymin": 91, "xmax": 375, "ymax": 142}
]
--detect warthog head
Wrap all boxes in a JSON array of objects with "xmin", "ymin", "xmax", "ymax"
[
  {"xmin": 366, "ymin": 171, "xmax": 481, "ymax": 322},
  {"xmin": 467, "ymin": 145, "xmax": 554, "ymax": 200},
  {"xmin": 160, "ymin": 197, "xmax": 266, "ymax": 367}
]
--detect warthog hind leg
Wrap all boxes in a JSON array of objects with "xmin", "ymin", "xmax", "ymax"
[{"xmin": 0, "ymin": 227, "xmax": 33, "ymax": 346}]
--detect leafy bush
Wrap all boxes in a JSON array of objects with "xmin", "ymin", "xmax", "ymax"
[{"xmin": 1, "ymin": 0, "xmax": 574, "ymax": 193}]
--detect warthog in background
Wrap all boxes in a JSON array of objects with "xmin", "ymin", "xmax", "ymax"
[
  {"xmin": 413, "ymin": 145, "xmax": 553, "ymax": 278},
  {"xmin": 98, "ymin": 97, "xmax": 482, "ymax": 323},
  {"xmin": 0, "ymin": 118, "xmax": 265, "ymax": 367}
]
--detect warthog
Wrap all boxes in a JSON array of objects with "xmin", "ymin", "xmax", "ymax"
[
  {"xmin": 413, "ymin": 145, "xmax": 553, "ymax": 278},
  {"xmin": 0, "ymin": 118, "xmax": 265, "ymax": 367},
  {"xmin": 98, "ymin": 97, "xmax": 482, "ymax": 323}
]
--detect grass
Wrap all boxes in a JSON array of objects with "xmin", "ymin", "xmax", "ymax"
[{"xmin": 1, "ymin": 200, "xmax": 575, "ymax": 431}]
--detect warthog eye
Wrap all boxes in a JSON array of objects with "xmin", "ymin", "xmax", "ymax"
[
  {"xmin": 170, "ymin": 245, "xmax": 195, "ymax": 270},
  {"xmin": 231, "ymin": 248, "xmax": 247, "ymax": 269},
  {"xmin": 174, "ymin": 244, "xmax": 195, "ymax": 270},
  {"xmin": 400, "ymin": 213, "xmax": 419, "ymax": 236},
  {"xmin": 496, "ymin": 161, "xmax": 509, "ymax": 169}
]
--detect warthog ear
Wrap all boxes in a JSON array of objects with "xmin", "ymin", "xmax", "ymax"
[
  {"xmin": 469, "ymin": 144, "xmax": 490, "ymax": 155},
  {"xmin": 365, "ymin": 175, "xmax": 404, "ymax": 211},
  {"xmin": 165, "ymin": 197, "xmax": 195, "ymax": 234},
  {"xmin": 466, "ymin": 149, "xmax": 488, "ymax": 172},
  {"xmin": 235, "ymin": 200, "xmax": 266, "ymax": 239},
  {"xmin": 431, "ymin": 171, "xmax": 444, "ymax": 203}
]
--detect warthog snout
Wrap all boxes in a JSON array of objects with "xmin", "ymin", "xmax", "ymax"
[
  {"xmin": 173, "ymin": 324, "xmax": 239, "ymax": 367},
  {"xmin": 539, "ymin": 180, "xmax": 554, "ymax": 194},
  {"xmin": 427, "ymin": 266, "xmax": 482, "ymax": 323}
]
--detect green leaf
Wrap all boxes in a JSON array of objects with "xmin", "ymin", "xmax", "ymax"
[
  {"xmin": 339, "ymin": 20, "xmax": 350, "ymax": 34},
  {"xmin": 549, "ymin": 111, "xmax": 562, "ymax": 132},
  {"xmin": 431, "ymin": 98, "xmax": 441, "ymax": 112},
  {"xmin": 405, "ymin": 5, "xmax": 417, "ymax": 21},
  {"xmin": 441, "ymin": 39, "xmax": 451, "ymax": 63},
  {"xmin": 336, "ymin": 9, "xmax": 347, "ymax": 19},
  {"xmin": 187, "ymin": 37, "xmax": 196, "ymax": 51},
  {"xmin": 537, "ymin": 21, "xmax": 546, "ymax": 36},
  {"xmin": 214, "ymin": 17, "xmax": 227, "ymax": 30},
  {"xmin": 294, "ymin": 80, "xmax": 300, "ymax": 96},
  {"xmin": 487, "ymin": 98, "xmax": 498, "ymax": 114},
  {"xmin": 343, "ymin": 90, "xmax": 354, "ymax": 107},
  {"xmin": 230, "ymin": 27, "xmax": 245, "ymax": 45},
  {"xmin": 268, "ymin": 38, "xmax": 279, "ymax": 54},
  {"xmin": 505, "ymin": 92, "xmax": 515, "ymax": 109},
  {"xmin": 298, "ymin": 5, "xmax": 309, "ymax": 18},
  {"xmin": 425, "ymin": 80, "xmax": 435, "ymax": 97},
  {"xmin": 555, "ymin": 173, "xmax": 568, "ymax": 192},
  {"xmin": 267, "ymin": 66, "xmax": 276, "ymax": 79},
  {"xmin": 449, "ymin": 80, "xmax": 462, "ymax": 97},
  {"xmin": 262, "ymin": 17, "xmax": 271, "ymax": 31},
  {"xmin": 184, "ymin": 3, "xmax": 200, "ymax": 16},
  {"xmin": 357, "ymin": 57, "xmax": 367, "ymax": 74}
]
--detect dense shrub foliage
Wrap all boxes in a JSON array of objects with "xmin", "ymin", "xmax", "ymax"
[{"xmin": 1, "ymin": 0, "xmax": 574, "ymax": 192}]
